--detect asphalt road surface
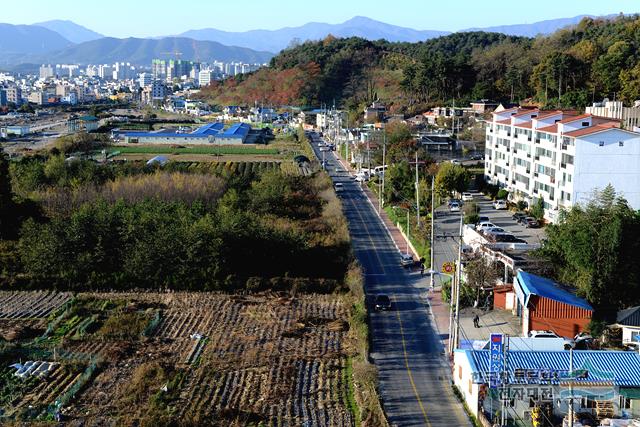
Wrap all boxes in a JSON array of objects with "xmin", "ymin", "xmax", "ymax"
[{"xmin": 308, "ymin": 133, "xmax": 470, "ymax": 427}]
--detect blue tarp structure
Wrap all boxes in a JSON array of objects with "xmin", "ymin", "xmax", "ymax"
[{"xmin": 516, "ymin": 271, "xmax": 593, "ymax": 311}]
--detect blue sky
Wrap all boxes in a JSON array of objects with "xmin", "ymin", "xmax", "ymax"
[{"xmin": 5, "ymin": 0, "xmax": 639, "ymax": 37}]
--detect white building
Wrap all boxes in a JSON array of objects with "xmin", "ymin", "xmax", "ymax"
[
  {"xmin": 586, "ymin": 99, "xmax": 640, "ymax": 132},
  {"xmin": 198, "ymin": 70, "xmax": 214, "ymax": 87},
  {"xmin": 39, "ymin": 64, "xmax": 54, "ymax": 80},
  {"xmin": 485, "ymin": 108, "xmax": 640, "ymax": 222},
  {"xmin": 138, "ymin": 73, "xmax": 153, "ymax": 88},
  {"xmin": 98, "ymin": 65, "xmax": 113, "ymax": 80}
]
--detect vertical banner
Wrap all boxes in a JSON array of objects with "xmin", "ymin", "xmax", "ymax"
[{"xmin": 489, "ymin": 333, "xmax": 504, "ymax": 389}]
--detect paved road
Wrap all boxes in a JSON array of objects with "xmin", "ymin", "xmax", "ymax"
[{"xmin": 308, "ymin": 133, "xmax": 470, "ymax": 427}]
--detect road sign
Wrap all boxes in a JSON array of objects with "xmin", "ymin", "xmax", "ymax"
[
  {"xmin": 489, "ymin": 333, "xmax": 504, "ymax": 389},
  {"xmin": 441, "ymin": 261, "xmax": 456, "ymax": 274}
]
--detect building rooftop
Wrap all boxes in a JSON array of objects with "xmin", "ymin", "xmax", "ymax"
[
  {"xmin": 460, "ymin": 349, "xmax": 640, "ymax": 386},
  {"xmin": 616, "ymin": 306, "xmax": 640, "ymax": 327},
  {"xmin": 517, "ymin": 271, "xmax": 593, "ymax": 311},
  {"xmin": 221, "ymin": 122, "xmax": 251, "ymax": 138},
  {"xmin": 191, "ymin": 122, "xmax": 224, "ymax": 135},
  {"xmin": 563, "ymin": 123, "xmax": 621, "ymax": 138},
  {"xmin": 537, "ymin": 124, "xmax": 558, "ymax": 133}
]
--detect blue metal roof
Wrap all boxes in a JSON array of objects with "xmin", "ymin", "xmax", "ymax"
[
  {"xmin": 221, "ymin": 123, "xmax": 250, "ymax": 139},
  {"xmin": 517, "ymin": 271, "xmax": 593, "ymax": 311},
  {"xmin": 191, "ymin": 122, "xmax": 224, "ymax": 135},
  {"xmin": 460, "ymin": 349, "xmax": 640, "ymax": 386},
  {"xmin": 123, "ymin": 132, "xmax": 210, "ymax": 138}
]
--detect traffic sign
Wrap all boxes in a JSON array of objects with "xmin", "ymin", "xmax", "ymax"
[{"xmin": 441, "ymin": 261, "xmax": 456, "ymax": 274}]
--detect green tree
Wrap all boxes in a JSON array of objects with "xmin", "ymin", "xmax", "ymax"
[
  {"xmin": 465, "ymin": 254, "xmax": 500, "ymax": 306},
  {"xmin": 539, "ymin": 185, "xmax": 640, "ymax": 308},
  {"xmin": 0, "ymin": 147, "xmax": 13, "ymax": 238},
  {"xmin": 435, "ymin": 163, "xmax": 470, "ymax": 197}
]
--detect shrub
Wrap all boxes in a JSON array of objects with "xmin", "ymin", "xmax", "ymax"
[
  {"xmin": 496, "ymin": 189, "xmax": 509, "ymax": 200},
  {"xmin": 464, "ymin": 213, "xmax": 479, "ymax": 225},
  {"xmin": 516, "ymin": 200, "xmax": 528, "ymax": 211}
]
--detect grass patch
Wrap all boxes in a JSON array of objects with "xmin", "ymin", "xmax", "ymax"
[
  {"xmin": 110, "ymin": 145, "xmax": 279, "ymax": 156},
  {"xmin": 384, "ymin": 205, "xmax": 430, "ymax": 260},
  {"xmin": 343, "ymin": 357, "xmax": 360, "ymax": 426}
]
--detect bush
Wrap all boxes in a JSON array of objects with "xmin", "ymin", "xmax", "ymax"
[
  {"xmin": 516, "ymin": 200, "xmax": 528, "ymax": 211},
  {"xmin": 496, "ymin": 189, "xmax": 509, "ymax": 200},
  {"xmin": 464, "ymin": 213, "xmax": 479, "ymax": 225}
]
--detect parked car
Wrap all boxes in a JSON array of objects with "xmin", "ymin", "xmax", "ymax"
[
  {"xmin": 490, "ymin": 233, "xmax": 526, "ymax": 243},
  {"xmin": 483, "ymin": 227, "xmax": 506, "ymax": 235},
  {"xmin": 524, "ymin": 217, "xmax": 540, "ymax": 228},
  {"xmin": 400, "ymin": 253, "xmax": 414, "ymax": 267},
  {"xmin": 335, "ymin": 166, "xmax": 341, "ymax": 173},
  {"xmin": 493, "ymin": 199, "xmax": 508, "ymax": 210},
  {"xmin": 462, "ymin": 192, "xmax": 473, "ymax": 201},
  {"xmin": 450, "ymin": 159, "xmax": 461, "ymax": 165},
  {"xmin": 374, "ymin": 294, "xmax": 392, "ymax": 311},
  {"xmin": 449, "ymin": 203, "xmax": 461, "ymax": 212},
  {"xmin": 477, "ymin": 216, "xmax": 490, "ymax": 224},
  {"xmin": 476, "ymin": 222, "xmax": 497, "ymax": 232},
  {"xmin": 512, "ymin": 212, "xmax": 527, "ymax": 224},
  {"xmin": 529, "ymin": 330, "xmax": 574, "ymax": 348},
  {"xmin": 448, "ymin": 198, "xmax": 462, "ymax": 207},
  {"xmin": 470, "ymin": 154, "xmax": 483, "ymax": 161},
  {"xmin": 334, "ymin": 183, "xmax": 343, "ymax": 192}
]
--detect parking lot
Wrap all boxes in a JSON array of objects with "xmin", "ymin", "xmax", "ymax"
[{"xmin": 467, "ymin": 191, "xmax": 546, "ymax": 245}]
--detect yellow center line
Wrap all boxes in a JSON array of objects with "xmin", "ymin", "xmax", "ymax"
[{"xmin": 394, "ymin": 294, "xmax": 432, "ymax": 427}]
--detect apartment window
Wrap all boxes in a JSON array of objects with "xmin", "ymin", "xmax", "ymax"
[
  {"xmin": 599, "ymin": 141, "xmax": 605, "ymax": 147},
  {"xmin": 619, "ymin": 141, "xmax": 624, "ymax": 147}
]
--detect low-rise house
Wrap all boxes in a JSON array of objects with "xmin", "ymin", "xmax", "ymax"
[{"xmin": 612, "ymin": 306, "xmax": 640, "ymax": 347}]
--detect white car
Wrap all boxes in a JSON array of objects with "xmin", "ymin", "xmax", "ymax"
[
  {"xmin": 462, "ymin": 192, "xmax": 473, "ymax": 201},
  {"xmin": 476, "ymin": 222, "xmax": 497, "ymax": 232},
  {"xmin": 449, "ymin": 203, "xmax": 461, "ymax": 212},
  {"xmin": 483, "ymin": 227, "xmax": 506, "ymax": 235},
  {"xmin": 334, "ymin": 183, "xmax": 343, "ymax": 192},
  {"xmin": 450, "ymin": 159, "xmax": 461, "ymax": 165},
  {"xmin": 493, "ymin": 199, "xmax": 507, "ymax": 210},
  {"xmin": 400, "ymin": 253, "xmax": 414, "ymax": 267}
]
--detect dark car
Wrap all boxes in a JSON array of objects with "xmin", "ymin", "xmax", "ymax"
[
  {"xmin": 470, "ymin": 154, "xmax": 483, "ymax": 161},
  {"xmin": 374, "ymin": 294, "xmax": 392, "ymax": 311},
  {"xmin": 491, "ymin": 233, "xmax": 526, "ymax": 243},
  {"xmin": 512, "ymin": 212, "xmax": 527, "ymax": 223},
  {"xmin": 478, "ymin": 215, "xmax": 490, "ymax": 224},
  {"xmin": 524, "ymin": 217, "xmax": 540, "ymax": 228}
]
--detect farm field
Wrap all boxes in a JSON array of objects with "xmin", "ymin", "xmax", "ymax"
[
  {"xmin": 0, "ymin": 291, "xmax": 359, "ymax": 426},
  {"xmin": 110, "ymin": 145, "xmax": 280, "ymax": 156}
]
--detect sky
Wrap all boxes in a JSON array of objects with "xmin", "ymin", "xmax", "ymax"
[{"xmin": 4, "ymin": 0, "xmax": 639, "ymax": 38}]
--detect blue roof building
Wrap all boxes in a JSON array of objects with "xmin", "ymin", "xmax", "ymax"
[
  {"xmin": 514, "ymin": 270, "xmax": 593, "ymax": 339},
  {"xmin": 454, "ymin": 348, "xmax": 640, "ymax": 421},
  {"xmin": 120, "ymin": 122, "xmax": 252, "ymax": 145}
]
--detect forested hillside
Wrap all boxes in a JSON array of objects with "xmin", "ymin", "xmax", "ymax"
[{"xmin": 199, "ymin": 14, "xmax": 640, "ymax": 116}]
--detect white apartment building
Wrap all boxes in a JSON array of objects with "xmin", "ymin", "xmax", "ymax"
[
  {"xmin": 138, "ymin": 72, "xmax": 153, "ymax": 88},
  {"xmin": 485, "ymin": 107, "xmax": 640, "ymax": 222},
  {"xmin": 39, "ymin": 64, "xmax": 54, "ymax": 80},
  {"xmin": 586, "ymin": 99, "xmax": 640, "ymax": 131},
  {"xmin": 198, "ymin": 70, "xmax": 213, "ymax": 87}
]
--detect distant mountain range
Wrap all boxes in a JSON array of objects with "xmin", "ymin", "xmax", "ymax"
[
  {"xmin": 180, "ymin": 16, "xmax": 449, "ymax": 53},
  {"xmin": 33, "ymin": 19, "xmax": 103, "ymax": 44},
  {"xmin": 31, "ymin": 37, "xmax": 274, "ymax": 65},
  {"xmin": 0, "ymin": 14, "xmax": 625, "ymax": 69},
  {"xmin": 0, "ymin": 23, "xmax": 72, "ymax": 55},
  {"xmin": 179, "ymin": 15, "xmax": 599, "ymax": 52}
]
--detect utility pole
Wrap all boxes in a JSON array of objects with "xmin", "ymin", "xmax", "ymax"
[
  {"xmin": 429, "ymin": 176, "xmax": 435, "ymax": 291},
  {"xmin": 382, "ymin": 129, "xmax": 386, "ymax": 209},
  {"xmin": 406, "ymin": 210, "xmax": 410, "ymax": 254},
  {"xmin": 569, "ymin": 346, "xmax": 574, "ymax": 427},
  {"xmin": 415, "ymin": 150, "xmax": 420, "ymax": 228}
]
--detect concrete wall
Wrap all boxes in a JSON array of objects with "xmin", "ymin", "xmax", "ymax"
[
  {"xmin": 453, "ymin": 351, "xmax": 481, "ymax": 417},
  {"xmin": 573, "ymin": 129, "xmax": 640, "ymax": 210}
]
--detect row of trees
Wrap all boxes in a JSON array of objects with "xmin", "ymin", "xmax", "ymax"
[{"xmin": 1, "ymin": 156, "xmax": 352, "ymax": 291}]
